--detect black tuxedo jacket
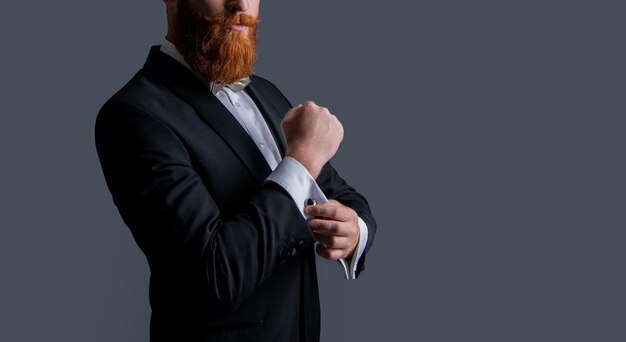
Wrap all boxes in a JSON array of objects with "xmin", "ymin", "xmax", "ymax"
[{"xmin": 95, "ymin": 46, "xmax": 376, "ymax": 342}]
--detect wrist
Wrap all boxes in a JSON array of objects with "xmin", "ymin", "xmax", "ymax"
[{"xmin": 285, "ymin": 151, "xmax": 323, "ymax": 179}]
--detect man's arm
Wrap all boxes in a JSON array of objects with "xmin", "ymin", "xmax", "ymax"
[
  {"xmin": 95, "ymin": 100, "xmax": 316, "ymax": 311},
  {"xmin": 267, "ymin": 157, "xmax": 372, "ymax": 279},
  {"xmin": 277, "ymin": 101, "xmax": 376, "ymax": 277}
]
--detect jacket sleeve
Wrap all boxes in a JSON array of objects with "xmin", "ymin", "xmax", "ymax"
[{"xmin": 95, "ymin": 99, "xmax": 317, "ymax": 310}]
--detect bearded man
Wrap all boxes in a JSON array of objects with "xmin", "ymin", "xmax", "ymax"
[{"xmin": 95, "ymin": 1, "xmax": 377, "ymax": 341}]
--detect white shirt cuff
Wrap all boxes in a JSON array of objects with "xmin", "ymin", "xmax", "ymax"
[{"xmin": 265, "ymin": 156, "xmax": 327, "ymax": 218}]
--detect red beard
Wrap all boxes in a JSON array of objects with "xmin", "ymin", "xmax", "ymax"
[{"xmin": 174, "ymin": 4, "xmax": 259, "ymax": 84}]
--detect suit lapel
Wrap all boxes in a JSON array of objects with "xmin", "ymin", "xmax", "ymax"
[{"xmin": 142, "ymin": 45, "xmax": 272, "ymax": 185}]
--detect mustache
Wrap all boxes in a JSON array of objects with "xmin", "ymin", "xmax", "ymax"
[{"xmin": 202, "ymin": 12, "xmax": 259, "ymax": 27}]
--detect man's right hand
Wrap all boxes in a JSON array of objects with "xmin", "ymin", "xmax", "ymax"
[{"xmin": 281, "ymin": 101, "xmax": 344, "ymax": 179}]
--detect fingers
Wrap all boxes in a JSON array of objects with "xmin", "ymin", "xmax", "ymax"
[
  {"xmin": 308, "ymin": 218, "xmax": 350, "ymax": 236},
  {"xmin": 315, "ymin": 243, "xmax": 345, "ymax": 261},
  {"xmin": 312, "ymin": 231, "xmax": 353, "ymax": 249},
  {"xmin": 325, "ymin": 199, "xmax": 341, "ymax": 206},
  {"xmin": 281, "ymin": 105, "xmax": 302, "ymax": 129},
  {"xmin": 307, "ymin": 202, "xmax": 360, "ymax": 260},
  {"xmin": 305, "ymin": 203, "xmax": 356, "ymax": 222},
  {"xmin": 301, "ymin": 100, "xmax": 319, "ymax": 109},
  {"xmin": 308, "ymin": 200, "xmax": 359, "ymax": 261},
  {"xmin": 298, "ymin": 101, "xmax": 330, "ymax": 114}
]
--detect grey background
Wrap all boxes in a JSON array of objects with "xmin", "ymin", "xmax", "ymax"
[{"xmin": 1, "ymin": 1, "xmax": 625, "ymax": 341}]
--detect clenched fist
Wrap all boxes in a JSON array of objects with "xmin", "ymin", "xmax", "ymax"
[{"xmin": 281, "ymin": 101, "xmax": 344, "ymax": 179}]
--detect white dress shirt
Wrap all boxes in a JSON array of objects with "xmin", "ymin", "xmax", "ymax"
[{"xmin": 160, "ymin": 38, "xmax": 368, "ymax": 279}]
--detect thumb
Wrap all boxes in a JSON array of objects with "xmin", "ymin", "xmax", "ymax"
[{"xmin": 325, "ymin": 199, "xmax": 342, "ymax": 206}]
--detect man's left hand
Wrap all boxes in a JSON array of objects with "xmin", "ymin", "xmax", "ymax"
[{"xmin": 305, "ymin": 199, "xmax": 360, "ymax": 261}]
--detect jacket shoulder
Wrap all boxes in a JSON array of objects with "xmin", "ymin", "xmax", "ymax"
[
  {"xmin": 101, "ymin": 69, "xmax": 167, "ymax": 113},
  {"xmin": 250, "ymin": 74, "xmax": 293, "ymax": 107}
]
